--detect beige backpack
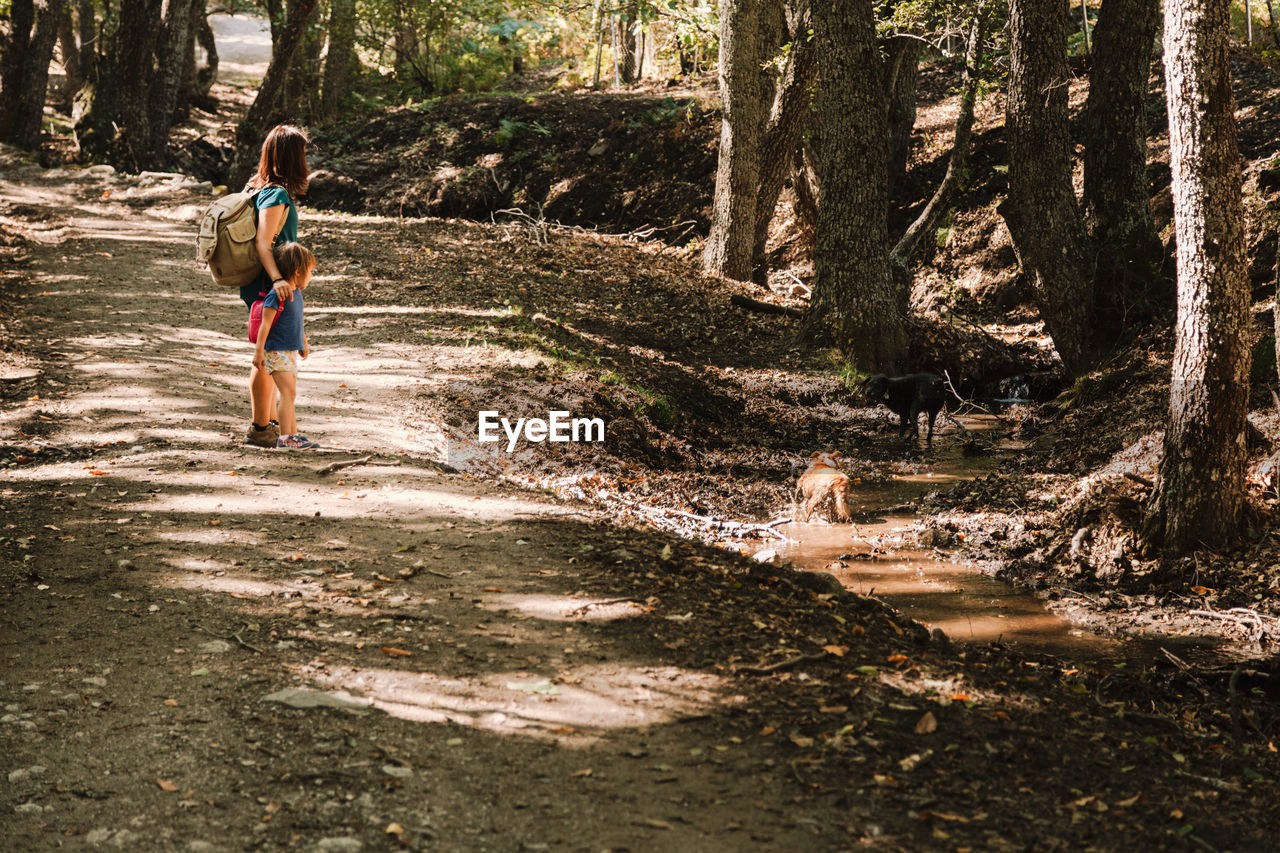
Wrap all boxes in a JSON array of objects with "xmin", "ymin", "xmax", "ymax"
[{"xmin": 196, "ymin": 189, "xmax": 269, "ymax": 287}]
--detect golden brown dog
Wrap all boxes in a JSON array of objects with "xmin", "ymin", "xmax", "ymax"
[{"xmin": 795, "ymin": 451, "xmax": 853, "ymax": 523}]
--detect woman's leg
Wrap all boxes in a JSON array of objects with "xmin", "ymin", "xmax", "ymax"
[
  {"xmin": 271, "ymin": 369, "xmax": 297, "ymax": 435},
  {"xmin": 250, "ymin": 365, "xmax": 277, "ymax": 426}
]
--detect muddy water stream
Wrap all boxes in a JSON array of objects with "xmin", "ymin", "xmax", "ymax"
[{"xmin": 770, "ymin": 416, "xmax": 1201, "ymax": 662}]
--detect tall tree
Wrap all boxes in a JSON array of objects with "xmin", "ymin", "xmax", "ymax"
[
  {"xmin": 229, "ymin": 0, "xmax": 318, "ymax": 187},
  {"xmin": 319, "ymin": 0, "xmax": 358, "ymax": 120},
  {"xmin": 702, "ymin": 0, "xmax": 774, "ymax": 281},
  {"xmin": 111, "ymin": 0, "xmax": 162, "ymax": 170},
  {"xmin": 999, "ymin": 0, "xmax": 1099, "ymax": 376},
  {"xmin": 618, "ymin": 2, "xmax": 640, "ymax": 83},
  {"xmin": 893, "ymin": 1, "xmax": 990, "ymax": 272},
  {"xmin": 144, "ymin": 0, "xmax": 198, "ymax": 162},
  {"xmin": 882, "ymin": 33, "xmax": 921, "ymax": 194},
  {"xmin": 1083, "ymin": 0, "xmax": 1164, "ymax": 330},
  {"xmin": 1145, "ymin": 0, "xmax": 1250, "ymax": 552},
  {"xmin": 750, "ymin": 0, "xmax": 816, "ymax": 283},
  {"xmin": 0, "ymin": 0, "xmax": 67, "ymax": 148},
  {"xmin": 804, "ymin": 0, "xmax": 906, "ymax": 371}
]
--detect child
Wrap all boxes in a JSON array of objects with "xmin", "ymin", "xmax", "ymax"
[{"xmin": 253, "ymin": 242, "xmax": 317, "ymax": 450}]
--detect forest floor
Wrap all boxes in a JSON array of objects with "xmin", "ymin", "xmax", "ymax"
[{"xmin": 2, "ymin": 147, "xmax": 1280, "ymax": 852}]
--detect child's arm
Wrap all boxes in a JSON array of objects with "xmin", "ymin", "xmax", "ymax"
[
  {"xmin": 301, "ymin": 332, "xmax": 309, "ymax": 360},
  {"xmin": 253, "ymin": 306, "xmax": 280, "ymax": 369}
]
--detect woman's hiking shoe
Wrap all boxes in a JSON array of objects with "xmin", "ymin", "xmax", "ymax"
[
  {"xmin": 277, "ymin": 434, "xmax": 318, "ymax": 450},
  {"xmin": 246, "ymin": 423, "xmax": 279, "ymax": 448}
]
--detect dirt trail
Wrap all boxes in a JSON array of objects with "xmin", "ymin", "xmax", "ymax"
[
  {"xmin": 0, "ymin": 170, "xmax": 854, "ymax": 849},
  {"xmin": 4, "ymin": 165, "xmax": 1280, "ymax": 853}
]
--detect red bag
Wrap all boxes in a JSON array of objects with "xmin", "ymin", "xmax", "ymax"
[{"xmin": 248, "ymin": 294, "xmax": 267, "ymax": 343}]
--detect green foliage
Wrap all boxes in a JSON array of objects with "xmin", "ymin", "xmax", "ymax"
[{"xmin": 494, "ymin": 118, "xmax": 551, "ymax": 148}]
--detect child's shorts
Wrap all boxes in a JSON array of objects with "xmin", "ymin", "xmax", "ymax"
[{"xmin": 264, "ymin": 351, "xmax": 298, "ymax": 373}]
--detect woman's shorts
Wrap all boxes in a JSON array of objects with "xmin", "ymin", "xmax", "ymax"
[{"xmin": 264, "ymin": 350, "xmax": 298, "ymax": 373}]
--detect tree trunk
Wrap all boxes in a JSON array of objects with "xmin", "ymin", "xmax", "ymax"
[
  {"xmin": 1146, "ymin": 0, "xmax": 1250, "ymax": 553},
  {"xmin": 3, "ymin": 0, "xmax": 66, "ymax": 148},
  {"xmin": 320, "ymin": 0, "xmax": 357, "ymax": 120},
  {"xmin": 750, "ymin": 0, "xmax": 816, "ymax": 283},
  {"xmin": 112, "ymin": 0, "xmax": 163, "ymax": 169},
  {"xmin": 76, "ymin": 0, "xmax": 96, "ymax": 82},
  {"xmin": 1083, "ymin": 0, "xmax": 1164, "ymax": 334},
  {"xmin": 803, "ymin": 0, "xmax": 906, "ymax": 372},
  {"xmin": 791, "ymin": 141, "xmax": 819, "ymax": 254},
  {"xmin": 883, "ymin": 34, "xmax": 921, "ymax": 196},
  {"xmin": 284, "ymin": 0, "xmax": 324, "ymax": 119},
  {"xmin": 58, "ymin": 5, "xmax": 81, "ymax": 108},
  {"xmin": 619, "ymin": 3, "xmax": 639, "ymax": 83},
  {"xmin": 998, "ymin": 0, "xmax": 1100, "ymax": 377},
  {"xmin": 702, "ymin": 0, "xmax": 772, "ymax": 281},
  {"xmin": 0, "ymin": 0, "xmax": 37, "ymax": 139},
  {"xmin": 194, "ymin": 8, "xmax": 219, "ymax": 99},
  {"xmin": 143, "ymin": 0, "xmax": 197, "ymax": 164},
  {"xmin": 229, "ymin": 0, "xmax": 318, "ymax": 187},
  {"xmin": 893, "ymin": 2, "xmax": 989, "ymax": 272}
]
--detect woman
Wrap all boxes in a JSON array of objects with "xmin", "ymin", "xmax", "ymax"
[{"xmin": 242, "ymin": 124, "xmax": 310, "ymax": 448}]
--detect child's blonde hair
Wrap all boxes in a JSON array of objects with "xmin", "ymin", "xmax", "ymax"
[{"xmin": 272, "ymin": 242, "xmax": 316, "ymax": 285}]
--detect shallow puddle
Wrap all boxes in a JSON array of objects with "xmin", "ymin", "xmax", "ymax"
[
  {"xmin": 774, "ymin": 520, "xmax": 1142, "ymax": 660},
  {"xmin": 770, "ymin": 416, "xmax": 1217, "ymax": 663}
]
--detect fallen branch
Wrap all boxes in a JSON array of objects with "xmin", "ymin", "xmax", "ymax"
[
  {"xmin": 730, "ymin": 293, "xmax": 804, "ymax": 318},
  {"xmin": 197, "ymin": 623, "xmax": 264, "ymax": 654},
  {"xmin": 736, "ymin": 652, "xmax": 827, "ymax": 675},
  {"xmin": 315, "ymin": 455, "xmax": 373, "ymax": 476},
  {"xmin": 1123, "ymin": 471, "xmax": 1154, "ymax": 488}
]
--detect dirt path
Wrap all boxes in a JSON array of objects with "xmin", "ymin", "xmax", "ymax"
[
  {"xmin": 3, "ymin": 164, "xmax": 1279, "ymax": 852},
  {"xmin": 0, "ymin": 168, "xmax": 866, "ymax": 850}
]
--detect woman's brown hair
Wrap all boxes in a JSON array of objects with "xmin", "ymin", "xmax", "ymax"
[
  {"xmin": 247, "ymin": 124, "xmax": 310, "ymax": 197},
  {"xmin": 272, "ymin": 242, "xmax": 316, "ymax": 285}
]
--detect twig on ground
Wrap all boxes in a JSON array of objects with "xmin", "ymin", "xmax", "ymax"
[
  {"xmin": 197, "ymin": 623, "xmax": 264, "ymax": 654},
  {"xmin": 736, "ymin": 652, "xmax": 827, "ymax": 675},
  {"xmin": 315, "ymin": 455, "xmax": 373, "ymax": 476},
  {"xmin": 1122, "ymin": 471, "xmax": 1154, "ymax": 488},
  {"xmin": 569, "ymin": 598, "xmax": 641, "ymax": 616},
  {"xmin": 425, "ymin": 569, "xmax": 456, "ymax": 580}
]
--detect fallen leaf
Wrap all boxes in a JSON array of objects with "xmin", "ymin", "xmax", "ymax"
[
  {"xmin": 887, "ymin": 654, "xmax": 909, "ymax": 664},
  {"xmin": 385, "ymin": 823, "xmax": 404, "ymax": 836},
  {"xmin": 642, "ymin": 818, "xmax": 674, "ymax": 830},
  {"xmin": 482, "ymin": 586, "xmax": 505, "ymax": 592},
  {"xmin": 914, "ymin": 711, "xmax": 938, "ymax": 734},
  {"xmin": 572, "ymin": 768, "xmax": 593, "ymax": 778},
  {"xmin": 822, "ymin": 644, "xmax": 847, "ymax": 657},
  {"xmin": 789, "ymin": 734, "xmax": 815, "ymax": 748},
  {"xmin": 819, "ymin": 705, "xmax": 848, "ymax": 714},
  {"xmin": 380, "ymin": 647, "xmax": 412, "ymax": 657},
  {"xmin": 156, "ymin": 778, "xmax": 179, "ymax": 792},
  {"xmin": 1190, "ymin": 585, "xmax": 1213, "ymax": 595},
  {"xmin": 163, "ymin": 699, "xmax": 179, "ymax": 708}
]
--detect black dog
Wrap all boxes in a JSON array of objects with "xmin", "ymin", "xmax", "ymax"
[{"xmin": 861, "ymin": 373, "xmax": 947, "ymax": 446}]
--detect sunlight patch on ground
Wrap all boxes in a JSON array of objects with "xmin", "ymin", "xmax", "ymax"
[
  {"xmin": 154, "ymin": 528, "xmax": 261, "ymax": 547},
  {"xmin": 311, "ymin": 663, "xmax": 730, "ymax": 741},
  {"xmin": 481, "ymin": 593, "xmax": 647, "ymax": 623}
]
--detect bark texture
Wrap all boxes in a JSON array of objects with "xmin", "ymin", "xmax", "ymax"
[
  {"xmin": 144, "ymin": 0, "xmax": 197, "ymax": 163},
  {"xmin": 229, "ymin": 0, "xmax": 319, "ymax": 187},
  {"xmin": 1148, "ymin": 0, "xmax": 1250, "ymax": 553},
  {"xmin": 0, "ymin": 0, "xmax": 37, "ymax": 136},
  {"xmin": 804, "ymin": 0, "xmax": 906, "ymax": 372},
  {"xmin": 1, "ymin": 0, "xmax": 66, "ymax": 148},
  {"xmin": 320, "ymin": 0, "xmax": 358, "ymax": 120},
  {"xmin": 1083, "ymin": 0, "xmax": 1164, "ymax": 330},
  {"xmin": 702, "ymin": 0, "xmax": 773, "ymax": 281},
  {"xmin": 893, "ymin": 3, "xmax": 988, "ymax": 273},
  {"xmin": 750, "ymin": 0, "xmax": 816, "ymax": 283},
  {"xmin": 883, "ymin": 34, "xmax": 921, "ymax": 194},
  {"xmin": 999, "ymin": 0, "xmax": 1100, "ymax": 377},
  {"xmin": 112, "ymin": 0, "xmax": 163, "ymax": 168}
]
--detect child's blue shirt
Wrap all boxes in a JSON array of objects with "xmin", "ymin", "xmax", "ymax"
[{"xmin": 262, "ymin": 289, "xmax": 305, "ymax": 351}]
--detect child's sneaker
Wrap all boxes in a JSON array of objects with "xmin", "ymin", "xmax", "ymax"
[{"xmin": 277, "ymin": 433, "xmax": 318, "ymax": 450}]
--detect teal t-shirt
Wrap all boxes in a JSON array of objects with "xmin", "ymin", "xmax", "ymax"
[{"xmin": 240, "ymin": 185, "xmax": 299, "ymax": 307}]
